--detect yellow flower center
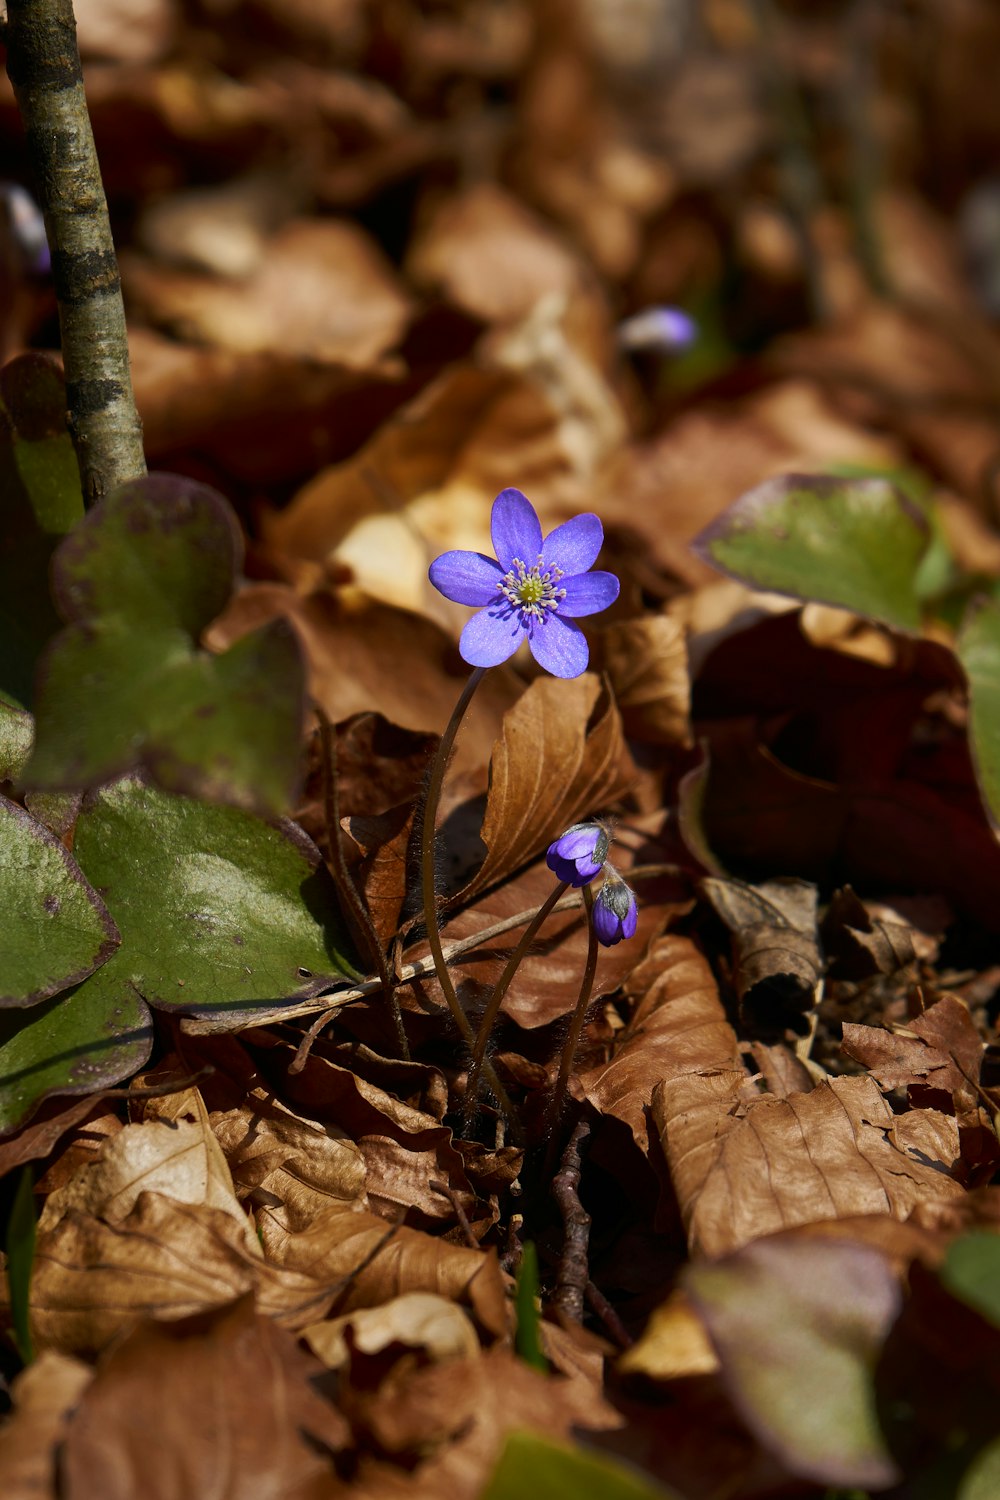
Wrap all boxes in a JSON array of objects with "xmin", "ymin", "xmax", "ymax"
[{"xmin": 498, "ymin": 556, "xmax": 567, "ymax": 620}]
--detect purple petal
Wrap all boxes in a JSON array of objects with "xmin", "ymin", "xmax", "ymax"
[
  {"xmin": 553, "ymin": 825, "xmax": 601, "ymax": 861},
  {"xmin": 622, "ymin": 894, "xmax": 638, "ymax": 939},
  {"xmin": 547, "ymin": 851, "xmax": 590, "ymax": 885},
  {"xmin": 542, "ymin": 513, "xmax": 604, "ymax": 576},
  {"xmin": 558, "ymin": 571, "xmax": 620, "ymax": 618},
  {"xmin": 491, "ymin": 489, "xmax": 542, "ymax": 571},
  {"xmin": 459, "ymin": 607, "xmax": 523, "ymax": 667},
  {"xmin": 528, "ymin": 614, "xmax": 589, "ymax": 678},
  {"xmin": 429, "ymin": 549, "xmax": 504, "ymax": 606},
  {"xmin": 592, "ymin": 898, "xmax": 622, "ymax": 945}
]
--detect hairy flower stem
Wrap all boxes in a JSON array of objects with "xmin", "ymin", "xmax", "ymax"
[
  {"xmin": 316, "ymin": 705, "xmax": 408, "ymax": 1061},
  {"xmin": 419, "ymin": 667, "xmax": 515, "ymax": 1119},
  {"xmin": 463, "ymin": 879, "xmax": 569, "ymax": 1132},
  {"xmin": 544, "ymin": 884, "xmax": 599, "ymax": 1177},
  {"xmin": 5, "ymin": 0, "xmax": 146, "ymax": 503}
]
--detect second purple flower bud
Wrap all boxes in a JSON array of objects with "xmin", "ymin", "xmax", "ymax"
[{"xmin": 545, "ymin": 820, "xmax": 612, "ymax": 888}]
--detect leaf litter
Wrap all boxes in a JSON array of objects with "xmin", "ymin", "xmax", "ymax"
[{"xmin": 6, "ymin": 3, "xmax": 1000, "ymax": 1498}]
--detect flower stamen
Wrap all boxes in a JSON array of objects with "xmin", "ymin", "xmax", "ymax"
[{"xmin": 497, "ymin": 554, "xmax": 567, "ymax": 622}]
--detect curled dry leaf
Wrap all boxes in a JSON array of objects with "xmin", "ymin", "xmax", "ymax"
[
  {"xmin": 843, "ymin": 994, "xmax": 985, "ymax": 1111},
  {"xmin": 28, "ymin": 1191, "xmax": 335, "ymax": 1357},
  {"xmin": 460, "ymin": 673, "xmax": 633, "ymax": 901},
  {"xmin": 654, "ymin": 1072, "xmax": 965, "ymax": 1258},
  {"xmin": 700, "ymin": 876, "xmax": 822, "ymax": 1036},
  {"xmin": 302, "ymin": 1290, "xmax": 481, "ymax": 1371},
  {"xmin": 578, "ymin": 935, "xmax": 742, "ymax": 1150},
  {"xmin": 0, "ymin": 1351, "xmax": 93, "ymax": 1500},
  {"xmin": 60, "ymin": 1295, "xmax": 348, "ymax": 1500},
  {"xmin": 597, "ymin": 615, "xmax": 692, "ymax": 748}
]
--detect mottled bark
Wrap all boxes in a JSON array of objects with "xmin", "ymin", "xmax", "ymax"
[{"xmin": 4, "ymin": 0, "xmax": 146, "ymax": 504}]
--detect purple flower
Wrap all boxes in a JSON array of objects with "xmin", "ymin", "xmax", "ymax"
[
  {"xmin": 428, "ymin": 488, "xmax": 619, "ymax": 679},
  {"xmin": 617, "ymin": 306, "xmax": 697, "ymax": 354},
  {"xmin": 592, "ymin": 868, "xmax": 638, "ymax": 946},
  {"xmin": 546, "ymin": 820, "xmax": 611, "ymax": 887}
]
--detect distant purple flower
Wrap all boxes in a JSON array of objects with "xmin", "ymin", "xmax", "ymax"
[
  {"xmin": 429, "ymin": 488, "xmax": 619, "ymax": 679},
  {"xmin": 592, "ymin": 868, "xmax": 638, "ymax": 946},
  {"xmin": 618, "ymin": 306, "xmax": 697, "ymax": 354},
  {"xmin": 546, "ymin": 820, "xmax": 611, "ymax": 887}
]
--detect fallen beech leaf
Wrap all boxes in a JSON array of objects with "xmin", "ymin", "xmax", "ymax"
[
  {"xmin": 686, "ymin": 1235, "xmax": 902, "ymax": 1489},
  {"xmin": 29, "ymin": 1191, "xmax": 332, "ymax": 1356},
  {"xmin": 61, "ymin": 1295, "xmax": 348, "ymax": 1500},
  {"xmin": 302, "ymin": 1290, "xmax": 481, "ymax": 1370},
  {"xmin": 0, "ymin": 1351, "xmax": 92, "ymax": 1500},
  {"xmin": 822, "ymin": 885, "xmax": 917, "ymax": 979},
  {"xmin": 842, "ymin": 995, "xmax": 984, "ymax": 1108},
  {"xmin": 700, "ymin": 876, "xmax": 821, "ymax": 1035},
  {"xmin": 578, "ymin": 936, "xmax": 741, "ymax": 1150},
  {"xmin": 461, "ymin": 673, "xmax": 633, "ymax": 901},
  {"xmin": 597, "ymin": 615, "xmax": 692, "ymax": 748},
  {"xmin": 38, "ymin": 1087, "xmax": 250, "ymax": 1239},
  {"xmin": 654, "ymin": 1072, "xmax": 964, "ymax": 1257},
  {"xmin": 619, "ymin": 1289, "xmax": 720, "ymax": 1381}
]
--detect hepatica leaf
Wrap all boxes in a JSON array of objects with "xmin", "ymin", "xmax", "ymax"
[
  {"xmin": 693, "ymin": 473, "xmax": 929, "ymax": 632},
  {"xmin": 0, "ymin": 791, "xmax": 120, "ymax": 1008},
  {"xmin": 0, "ymin": 967, "xmax": 153, "ymax": 1135},
  {"xmin": 483, "ymin": 1431, "xmax": 677, "ymax": 1500},
  {"xmin": 70, "ymin": 778, "xmax": 357, "ymax": 1023},
  {"xmin": 957, "ymin": 598, "xmax": 1000, "ymax": 829},
  {"xmin": 0, "ymin": 353, "xmax": 84, "ymax": 710},
  {"xmin": 23, "ymin": 473, "xmax": 305, "ymax": 816}
]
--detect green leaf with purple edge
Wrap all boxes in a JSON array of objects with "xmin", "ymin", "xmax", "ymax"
[
  {"xmin": 482, "ymin": 1432, "xmax": 678, "ymax": 1500},
  {"xmin": 956, "ymin": 598, "xmax": 1000, "ymax": 830},
  {"xmin": 685, "ymin": 1235, "xmax": 902, "ymax": 1491},
  {"xmin": 0, "ymin": 791, "xmax": 120, "ymax": 1008},
  {"xmin": 693, "ymin": 473, "xmax": 930, "ymax": 633},
  {"xmin": 0, "ymin": 966, "xmax": 154, "ymax": 1135},
  {"xmin": 22, "ymin": 473, "xmax": 305, "ymax": 817},
  {"xmin": 0, "ymin": 353, "xmax": 84, "ymax": 710},
  {"xmin": 71, "ymin": 777, "xmax": 358, "ymax": 1025}
]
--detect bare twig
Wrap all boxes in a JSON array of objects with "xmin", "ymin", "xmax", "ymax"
[
  {"xmin": 429, "ymin": 1178, "xmax": 479, "ymax": 1248},
  {"xmin": 585, "ymin": 1280, "xmax": 632, "ymax": 1350},
  {"xmin": 5, "ymin": 0, "xmax": 146, "ymax": 502},
  {"xmin": 551, "ymin": 1116, "xmax": 592, "ymax": 1324}
]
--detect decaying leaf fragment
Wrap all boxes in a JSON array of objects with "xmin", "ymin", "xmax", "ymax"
[
  {"xmin": 701, "ymin": 875, "xmax": 822, "ymax": 1035},
  {"xmin": 822, "ymin": 885, "xmax": 917, "ymax": 979}
]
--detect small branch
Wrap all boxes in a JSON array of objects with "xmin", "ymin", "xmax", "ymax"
[
  {"xmin": 5, "ymin": 0, "xmax": 146, "ymax": 503},
  {"xmin": 551, "ymin": 1116, "xmax": 592, "ymax": 1324}
]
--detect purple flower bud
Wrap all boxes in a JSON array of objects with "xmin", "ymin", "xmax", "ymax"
[
  {"xmin": 0, "ymin": 183, "xmax": 50, "ymax": 275},
  {"xmin": 592, "ymin": 868, "xmax": 638, "ymax": 946},
  {"xmin": 546, "ymin": 820, "xmax": 611, "ymax": 887}
]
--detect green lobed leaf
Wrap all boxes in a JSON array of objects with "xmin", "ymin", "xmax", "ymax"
[
  {"xmin": 482, "ymin": 1432, "xmax": 678, "ymax": 1500},
  {"xmin": 0, "ymin": 699, "xmax": 33, "ymax": 781},
  {"xmin": 0, "ymin": 965, "xmax": 153, "ymax": 1135},
  {"xmin": 70, "ymin": 777, "xmax": 357, "ymax": 1022},
  {"xmin": 685, "ymin": 1235, "xmax": 901, "ymax": 1490},
  {"xmin": 0, "ymin": 791, "xmax": 120, "ymax": 1008},
  {"xmin": 23, "ymin": 473, "xmax": 306, "ymax": 816},
  {"xmin": 693, "ymin": 473, "xmax": 930, "ymax": 632},
  {"xmin": 0, "ymin": 354, "xmax": 84, "ymax": 709},
  {"xmin": 957, "ymin": 1438, "xmax": 1000, "ymax": 1500},
  {"xmin": 939, "ymin": 1231, "xmax": 1000, "ymax": 1328},
  {"xmin": 956, "ymin": 599, "xmax": 1000, "ymax": 829}
]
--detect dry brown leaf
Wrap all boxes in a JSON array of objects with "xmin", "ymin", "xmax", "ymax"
[
  {"xmin": 460, "ymin": 673, "xmax": 633, "ymax": 901},
  {"xmin": 406, "ymin": 181, "xmax": 589, "ymax": 325},
  {"xmin": 61, "ymin": 1295, "xmax": 347, "ymax": 1500},
  {"xmin": 578, "ymin": 935, "xmax": 742, "ymax": 1150},
  {"xmin": 842, "ymin": 996, "xmax": 984, "ymax": 1105},
  {"xmin": 123, "ymin": 218, "xmax": 413, "ymax": 368},
  {"xmin": 29, "ymin": 1192, "xmax": 333, "ymax": 1356},
  {"xmin": 0, "ymin": 1351, "xmax": 93, "ymax": 1500},
  {"xmin": 208, "ymin": 1086, "xmax": 368, "ymax": 1232},
  {"xmin": 37, "ymin": 1087, "xmax": 251, "ymax": 1243},
  {"xmin": 0, "ymin": 1093, "xmax": 123, "ymax": 1180},
  {"xmin": 654, "ymin": 1073, "xmax": 965, "ymax": 1258},
  {"xmin": 597, "ymin": 614, "xmax": 692, "ymax": 747},
  {"xmin": 619, "ymin": 1289, "xmax": 720, "ymax": 1381},
  {"xmin": 347, "ymin": 1347, "xmax": 620, "ymax": 1500},
  {"xmin": 302, "ymin": 1291, "xmax": 481, "ymax": 1370}
]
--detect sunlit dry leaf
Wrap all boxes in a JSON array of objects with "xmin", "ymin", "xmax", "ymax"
[
  {"xmin": 207, "ymin": 1086, "xmax": 368, "ymax": 1231},
  {"xmin": 461, "ymin": 674, "xmax": 633, "ymax": 901},
  {"xmin": 654, "ymin": 1072, "xmax": 964, "ymax": 1257},
  {"xmin": 842, "ymin": 995, "xmax": 984, "ymax": 1105},
  {"xmin": 578, "ymin": 936, "xmax": 741, "ymax": 1150},
  {"xmin": 123, "ymin": 218, "xmax": 412, "ymax": 368},
  {"xmin": 0, "ymin": 1351, "xmax": 92, "ymax": 1500},
  {"xmin": 302, "ymin": 1290, "xmax": 481, "ymax": 1370},
  {"xmin": 29, "ymin": 1192, "xmax": 332, "ymax": 1356},
  {"xmin": 598, "ymin": 615, "xmax": 691, "ymax": 747},
  {"xmin": 619, "ymin": 1289, "xmax": 720, "ymax": 1381},
  {"xmin": 61, "ymin": 1295, "xmax": 347, "ymax": 1500},
  {"xmin": 686, "ymin": 1235, "xmax": 902, "ymax": 1490},
  {"xmin": 37, "ymin": 1087, "xmax": 251, "ymax": 1241}
]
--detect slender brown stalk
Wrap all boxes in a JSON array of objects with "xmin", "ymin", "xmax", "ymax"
[
  {"xmin": 552, "ymin": 1116, "xmax": 592, "ymax": 1324},
  {"xmin": 544, "ymin": 884, "xmax": 599, "ymax": 1170},
  {"xmin": 5, "ymin": 0, "xmax": 146, "ymax": 503},
  {"xmin": 316, "ymin": 705, "xmax": 408, "ymax": 1060},
  {"xmin": 463, "ymin": 879, "xmax": 569, "ymax": 1130}
]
